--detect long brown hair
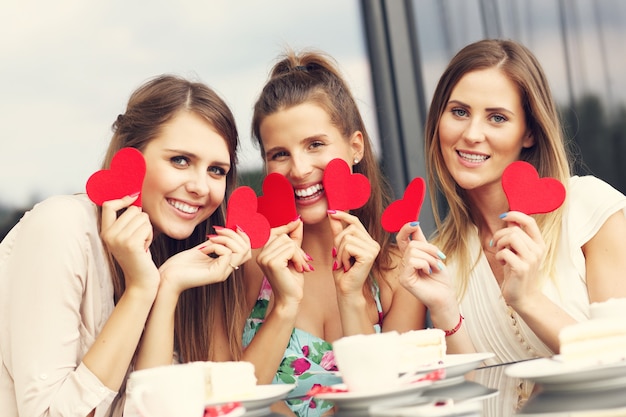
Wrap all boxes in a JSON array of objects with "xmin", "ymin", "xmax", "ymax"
[
  {"xmin": 101, "ymin": 74, "xmax": 245, "ymax": 361},
  {"xmin": 251, "ymin": 49, "xmax": 396, "ymax": 293},
  {"xmin": 425, "ymin": 39, "xmax": 572, "ymax": 297}
]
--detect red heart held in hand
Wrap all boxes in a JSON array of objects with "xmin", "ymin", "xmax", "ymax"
[
  {"xmin": 257, "ymin": 173, "xmax": 298, "ymax": 228},
  {"xmin": 381, "ymin": 177, "xmax": 426, "ymax": 233},
  {"xmin": 501, "ymin": 161, "xmax": 566, "ymax": 215},
  {"xmin": 226, "ymin": 186, "xmax": 271, "ymax": 249},
  {"xmin": 322, "ymin": 158, "xmax": 371, "ymax": 211},
  {"xmin": 86, "ymin": 147, "xmax": 146, "ymax": 207}
]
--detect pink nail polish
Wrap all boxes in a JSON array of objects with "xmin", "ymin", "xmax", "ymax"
[
  {"xmin": 327, "ymin": 209, "xmax": 337, "ymax": 214},
  {"xmin": 331, "ymin": 247, "xmax": 337, "ymax": 258},
  {"xmin": 305, "ymin": 253, "xmax": 313, "ymax": 261},
  {"xmin": 308, "ymin": 264, "xmax": 315, "ymax": 271},
  {"xmin": 332, "ymin": 261, "xmax": 339, "ymax": 271}
]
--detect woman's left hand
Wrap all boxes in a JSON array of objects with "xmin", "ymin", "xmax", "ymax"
[
  {"xmin": 492, "ymin": 211, "xmax": 545, "ymax": 308},
  {"xmin": 327, "ymin": 210, "xmax": 380, "ymax": 297},
  {"xmin": 158, "ymin": 226, "xmax": 251, "ymax": 295}
]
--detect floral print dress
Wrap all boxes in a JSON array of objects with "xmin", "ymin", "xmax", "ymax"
[{"xmin": 242, "ymin": 277, "xmax": 383, "ymax": 417}]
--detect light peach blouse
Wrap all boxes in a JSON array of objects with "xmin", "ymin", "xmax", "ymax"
[{"xmin": 1, "ymin": 194, "xmax": 122, "ymax": 417}]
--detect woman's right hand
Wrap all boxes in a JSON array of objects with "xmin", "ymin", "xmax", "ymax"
[
  {"xmin": 100, "ymin": 194, "xmax": 160, "ymax": 293},
  {"xmin": 255, "ymin": 218, "xmax": 309, "ymax": 306},
  {"xmin": 395, "ymin": 222, "xmax": 456, "ymax": 312}
]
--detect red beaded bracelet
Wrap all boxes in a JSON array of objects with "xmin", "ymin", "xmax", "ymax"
[{"xmin": 444, "ymin": 314, "xmax": 464, "ymax": 337}]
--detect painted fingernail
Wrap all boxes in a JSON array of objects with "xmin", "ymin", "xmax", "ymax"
[
  {"xmin": 437, "ymin": 261, "xmax": 445, "ymax": 270},
  {"xmin": 128, "ymin": 191, "xmax": 141, "ymax": 198},
  {"xmin": 206, "ymin": 234, "xmax": 218, "ymax": 239},
  {"xmin": 198, "ymin": 245, "xmax": 206, "ymax": 250},
  {"xmin": 437, "ymin": 250, "xmax": 447, "ymax": 260},
  {"xmin": 305, "ymin": 253, "xmax": 313, "ymax": 261},
  {"xmin": 428, "ymin": 267, "xmax": 433, "ymax": 274},
  {"xmin": 499, "ymin": 212, "xmax": 508, "ymax": 219},
  {"xmin": 332, "ymin": 261, "xmax": 339, "ymax": 271},
  {"xmin": 327, "ymin": 209, "xmax": 337, "ymax": 214},
  {"xmin": 409, "ymin": 221, "xmax": 420, "ymax": 227},
  {"xmin": 488, "ymin": 239, "xmax": 494, "ymax": 247},
  {"xmin": 332, "ymin": 247, "xmax": 337, "ymax": 258},
  {"xmin": 308, "ymin": 264, "xmax": 314, "ymax": 271}
]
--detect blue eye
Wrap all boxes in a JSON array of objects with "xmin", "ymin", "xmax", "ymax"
[
  {"xmin": 451, "ymin": 108, "xmax": 468, "ymax": 117},
  {"xmin": 209, "ymin": 166, "xmax": 227, "ymax": 176},
  {"xmin": 171, "ymin": 156, "xmax": 190, "ymax": 167},
  {"xmin": 491, "ymin": 114, "xmax": 507, "ymax": 123}
]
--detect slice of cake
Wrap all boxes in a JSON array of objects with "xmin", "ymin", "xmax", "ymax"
[
  {"xmin": 558, "ymin": 318, "xmax": 626, "ymax": 365},
  {"xmin": 198, "ymin": 361, "xmax": 257, "ymax": 402},
  {"xmin": 399, "ymin": 328, "xmax": 447, "ymax": 372}
]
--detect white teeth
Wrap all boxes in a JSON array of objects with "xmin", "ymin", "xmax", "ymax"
[
  {"xmin": 294, "ymin": 184, "xmax": 323, "ymax": 198},
  {"xmin": 168, "ymin": 199, "xmax": 199, "ymax": 214},
  {"xmin": 458, "ymin": 151, "xmax": 489, "ymax": 162}
]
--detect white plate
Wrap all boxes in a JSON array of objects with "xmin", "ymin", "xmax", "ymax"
[
  {"xmin": 423, "ymin": 379, "xmax": 499, "ymax": 403},
  {"xmin": 312, "ymin": 380, "xmax": 433, "ymax": 410},
  {"xmin": 205, "ymin": 384, "xmax": 296, "ymax": 416},
  {"xmin": 370, "ymin": 399, "xmax": 483, "ymax": 417},
  {"xmin": 405, "ymin": 352, "xmax": 495, "ymax": 380},
  {"xmin": 505, "ymin": 356, "xmax": 626, "ymax": 391}
]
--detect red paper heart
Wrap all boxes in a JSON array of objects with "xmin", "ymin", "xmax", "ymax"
[
  {"xmin": 322, "ymin": 158, "xmax": 371, "ymax": 211},
  {"xmin": 257, "ymin": 173, "xmax": 298, "ymax": 228},
  {"xmin": 381, "ymin": 177, "xmax": 426, "ymax": 232},
  {"xmin": 86, "ymin": 147, "xmax": 146, "ymax": 207},
  {"xmin": 502, "ymin": 161, "xmax": 566, "ymax": 215},
  {"xmin": 226, "ymin": 186, "xmax": 271, "ymax": 249}
]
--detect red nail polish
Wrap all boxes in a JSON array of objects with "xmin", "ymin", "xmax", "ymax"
[
  {"xmin": 331, "ymin": 247, "xmax": 337, "ymax": 258},
  {"xmin": 332, "ymin": 261, "xmax": 339, "ymax": 271},
  {"xmin": 305, "ymin": 253, "xmax": 313, "ymax": 261},
  {"xmin": 308, "ymin": 264, "xmax": 314, "ymax": 271},
  {"xmin": 198, "ymin": 245, "xmax": 206, "ymax": 250}
]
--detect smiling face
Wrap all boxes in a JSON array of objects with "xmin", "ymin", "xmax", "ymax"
[
  {"xmin": 438, "ymin": 67, "xmax": 534, "ymax": 193},
  {"xmin": 259, "ymin": 102, "xmax": 363, "ymax": 224},
  {"xmin": 140, "ymin": 111, "xmax": 230, "ymax": 239}
]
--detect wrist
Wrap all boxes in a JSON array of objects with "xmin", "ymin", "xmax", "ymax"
[{"xmin": 441, "ymin": 314, "xmax": 464, "ymax": 337}]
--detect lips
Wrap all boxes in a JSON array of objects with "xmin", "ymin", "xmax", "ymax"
[
  {"xmin": 167, "ymin": 198, "xmax": 200, "ymax": 214},
  {"xmin": 294, "ymin": 183, "xmax": 324, "ymax": 200},
  {"xmin": 457, "ymin": 150, "xmax": 490, "ymax": 163}
]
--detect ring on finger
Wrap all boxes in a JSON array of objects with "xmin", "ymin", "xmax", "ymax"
[{"xmin": 229, "ymin": 263, "xmax": 240, "ymax": 270}]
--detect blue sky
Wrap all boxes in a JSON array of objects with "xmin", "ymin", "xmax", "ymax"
[{"xmin": 0, "ymin": 0, "xmax": 376, "ymax": 209}]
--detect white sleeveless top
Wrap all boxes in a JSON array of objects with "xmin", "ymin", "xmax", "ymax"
[{"xmin": 453, "ymin": 175, "xmax": 626, "ymax": 365}]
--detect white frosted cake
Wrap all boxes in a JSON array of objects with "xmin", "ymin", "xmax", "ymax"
[
  {"xmin": 558, "ymin": 318, "xmax": 626, "ymax": 365},
  {"xmin": 590, "ymin": 297, "xmax": 626, "ymax": 319},
  {"xmin": 198, "ymin": 361, "xmax": 257, "ymax": 402},
  {"xmin": 399, "ymin": 328, "xmax": 446, "ymax": 372}
]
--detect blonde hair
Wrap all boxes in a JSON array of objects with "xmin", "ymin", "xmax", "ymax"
[{"xmin": 425, "ymin": 39, "xmax": 572, "ymax": 297}]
